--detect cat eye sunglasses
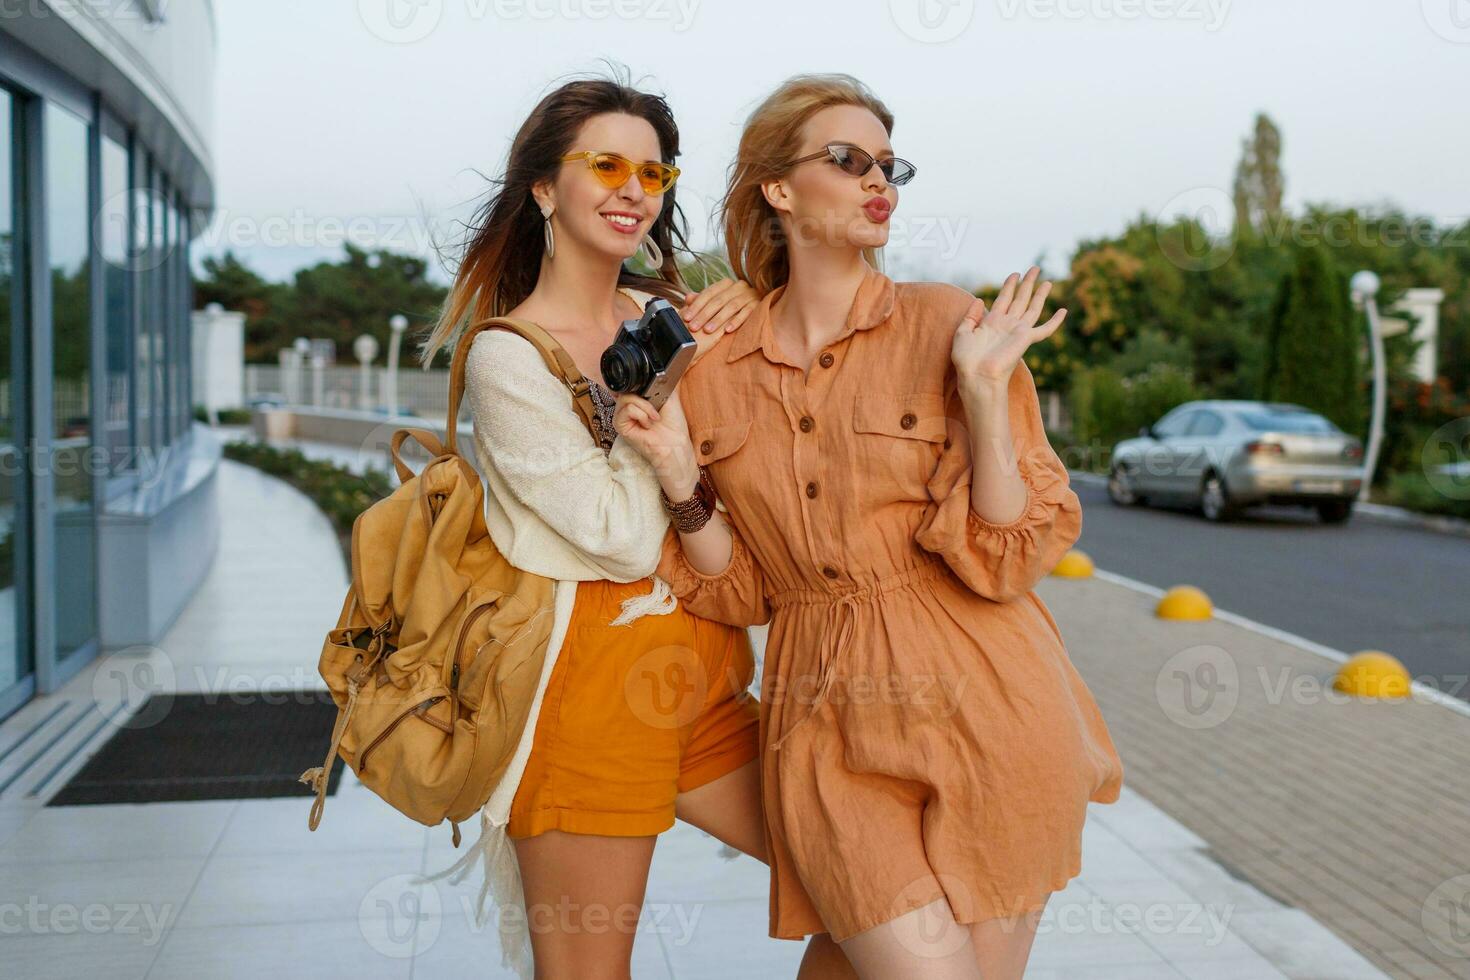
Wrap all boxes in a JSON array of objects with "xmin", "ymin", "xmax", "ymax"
[
  {"xmin": 788, "ymin": 142, "xmax": 917, "ymax": 186},
  {"xmin": 560, "ymin": 151, "xmax": 682, "ymax": 195}
]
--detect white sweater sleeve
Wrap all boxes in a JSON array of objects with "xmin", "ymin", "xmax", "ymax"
[{"xmin": 463, "ymin": 329, "xmax": 669, "ymax": 581}]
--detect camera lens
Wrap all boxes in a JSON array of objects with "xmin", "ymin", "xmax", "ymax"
[{"xmin": 601, "ymin": 342, "xmax": 649, "ymax": 394}]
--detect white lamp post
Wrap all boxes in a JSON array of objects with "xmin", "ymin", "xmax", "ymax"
[
  {"xmin": 386, "ymin": 314, "xmax": 408, "ymax": 417},
  {"xmin": 353, "ymin": 334, "xmax": 380, "ymax": 410},
  {"xmin": 290, "ymin": 336, "xmax": 311, "ymax": 405},
  {"xmin": 1349, "ymin": 270, "xmax": 1385, "ymax": 503},
  {"xmin": 201, "ymin": 302, "xmax": 222, "ymax": 427},
  {"xmin": 309, "ymin": 351, "xmax": 327, "ymax": 407}
]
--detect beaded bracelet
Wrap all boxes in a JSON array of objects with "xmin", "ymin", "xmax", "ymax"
[{"xmin": 660, "ymin": 466, "xmax": 717, "ymax": 533}]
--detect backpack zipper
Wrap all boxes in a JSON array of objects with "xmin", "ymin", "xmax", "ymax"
[
  {"xmin": 357, "ymin": 694, "xmax": 447, "ymax": 773},
  {"xmin": 355, "ymin": 600, "xmax": 491, "ymax": 773},
  {"xmin": 447, "ymin": 601, "xmax": 494, "ymax": 690}
]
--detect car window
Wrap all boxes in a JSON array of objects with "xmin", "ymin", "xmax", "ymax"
[
  {"xmin": 1186, "ymin": 411, "xmax": 1224, "ymax": 437},
  {"xmin": 1154, "ymin": 410, "xmax": 1195, "ymax": 438},
  {"xmin": 1240, "ymin": 410, "xmax": 1338, "ymax": 434}
]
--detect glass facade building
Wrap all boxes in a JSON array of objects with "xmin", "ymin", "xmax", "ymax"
[{"xmin": 0, "ymin": 3, "xmax": 218, "ymax": 720}]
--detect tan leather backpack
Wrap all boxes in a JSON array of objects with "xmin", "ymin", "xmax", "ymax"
[{"xmin": 299, "ymin": 316, "xmax": 603, "ymax": 847}]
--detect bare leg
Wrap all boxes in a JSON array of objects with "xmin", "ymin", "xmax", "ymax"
[
  {"xmin": 966, "ymin": 897, "xmax": 1047, "ymax": 980},
  {"xmin": 837, "ymin": 898, "xmax": 984, "ymax": 980},
  {"xmin": 512, "ymin": 830, "xmax": 656, "ymax": 980},
  {"xmin": 676, "ymin": 760, "xmax": 858, "ymax": 979}
]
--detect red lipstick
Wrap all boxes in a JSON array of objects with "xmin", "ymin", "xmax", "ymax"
[{"xmin": 862, "ymin": 196, "xmax": 892, "ymax": 223}]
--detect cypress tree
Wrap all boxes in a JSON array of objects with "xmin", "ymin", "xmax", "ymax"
[{"xmin": 1261, "ymin": 243, "xmax": 1362, "ymax": 434}]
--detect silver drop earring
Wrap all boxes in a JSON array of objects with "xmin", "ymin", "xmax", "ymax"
[
  {"xmin": 639, "ymin": 233, "xmax": 663, "ymax": 269},
  {"xmin": 540, "ymin": 203, "xmax": 555, "ymax": 258}
]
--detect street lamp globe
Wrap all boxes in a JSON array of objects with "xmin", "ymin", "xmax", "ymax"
[
  {"xmin": 1350, "ymin": 270, "xmax": 1380, "ymax": 302},
  {"xmin": 353, "ymin": 334, "xmax": 380, "ymax": 364}
]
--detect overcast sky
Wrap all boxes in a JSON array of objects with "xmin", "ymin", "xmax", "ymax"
[{"xmin": 199, "ymin": 0, "xmax": 1469, "ymax": 292}]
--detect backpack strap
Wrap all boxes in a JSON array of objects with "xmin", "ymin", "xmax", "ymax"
[
  {"xmin": 387, "ymin": 427, "xmax": 449, "ymax": 484},
  {"xmin": 445, "ymin": 316, "xmax": 600, "ymax": 455}
]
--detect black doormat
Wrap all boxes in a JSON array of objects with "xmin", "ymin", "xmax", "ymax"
[{"xmin": 47, "ymin": 690, "xmax": 346, "ymax": 806}]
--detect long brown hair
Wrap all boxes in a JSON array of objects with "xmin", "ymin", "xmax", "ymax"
[
  {"xmin": 418, "ymin": 71, "xmax": 693, "ymax": 366},
  {"xmin": 720, "ymin": 73, "xmax": 894, "ymax": 296}
]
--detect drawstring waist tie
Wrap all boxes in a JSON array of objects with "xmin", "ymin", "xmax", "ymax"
[{"xmin": 766, "ymin": 557, "xmax": 948, "ymax": 751}]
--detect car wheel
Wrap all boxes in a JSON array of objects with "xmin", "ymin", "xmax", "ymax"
[
  {"xmin": 1108, "ymin": 464, "xmax": 1143, "ymax": 506},
  {"xmin": 1317, "ymin": 498, "xmax": 1354, "ymax": 524},
  {"xmin": 1200, "ymin": 471, "xmax": 1239, "ymax": 522}
]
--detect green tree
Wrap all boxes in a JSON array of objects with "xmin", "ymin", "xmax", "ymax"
[
  {"xmin": 288, "ymin": 242, "xmax": 448, "ymax": 365},
  {"xmin": 194, "ymin": 244, "xmax": 448, "ymax": 364},
  {"xmin": 1233, "ymin": 113, "xmax": 1284, "ymax": 236},
  {"xmin": 1261, "ymin": 243, "xmax": 1363, "ymax": 435},
  {"xmin": 194, "ymin": 250, "xmax": 295, "ymax": 362}
]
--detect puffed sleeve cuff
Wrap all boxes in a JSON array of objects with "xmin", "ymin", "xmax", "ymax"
[
  {"xmin": 655, "ymin": 523, "xmax": 771, "ymax": 627},
  {"xmin": 916, "ymin": 444, "xmax": 1082, "ymax": 603}
]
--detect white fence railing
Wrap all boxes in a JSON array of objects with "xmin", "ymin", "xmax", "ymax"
[
  {"xmin": 242, "ymin": 362, "xmax": 1071, "ymax": 433},
  {"xmin": 244, "ymin": 364, "xmax": 467, "ymax": 424}
]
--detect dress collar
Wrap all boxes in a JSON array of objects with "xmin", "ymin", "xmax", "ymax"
[{"xmin": 724, "ymin": 262, "xmax": 897, "ymax": 365}]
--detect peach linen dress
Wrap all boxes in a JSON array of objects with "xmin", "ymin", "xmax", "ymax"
[{"xmin": 653, "ymin": 263, "xmax": 1125, "ymax": 943}]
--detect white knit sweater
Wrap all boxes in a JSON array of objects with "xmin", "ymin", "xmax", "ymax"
[{"xmin": 415, "ymin": 306, "xmax": 681, "ymax": 978}]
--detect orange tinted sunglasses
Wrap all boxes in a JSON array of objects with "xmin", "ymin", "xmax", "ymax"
[{"xmin": 560, "ymin": 151, "xmax": 681, "ymax": 195}]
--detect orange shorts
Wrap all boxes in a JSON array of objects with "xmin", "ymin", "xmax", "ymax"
[{"xmin": 507, "ymin": 575, "xmax": 761, "ymax": 839}]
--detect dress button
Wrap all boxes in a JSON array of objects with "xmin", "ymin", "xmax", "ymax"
[
  {"xmin": 799, "ymin": 416, "xmax": 814, "ymax": 432},
  {"xmin": 822, "ymin": 565, "xmax": 839, "ymax": 579},
  {"xmin": 699, "ymin": 439, "xmax": 713, "ymax": 455},
  {"xmin": 805, "ymin": 481, "xmax": 818, "ymax": 498},
  {"xmin": 818, "ymin": 352, "xmax": 834, "ymax": 368},
  {"xmin": 900, "ymin": 412, "xmax": 917, "ymax": 429}
]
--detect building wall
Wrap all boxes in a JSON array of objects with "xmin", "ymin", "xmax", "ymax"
[
  {"xmin": 0, "ymin": 1, "xmax": 219, "ymax": 719},
  {"xmin": 6, "ymin": 0, "xmax": 216, "ymax": 210}
]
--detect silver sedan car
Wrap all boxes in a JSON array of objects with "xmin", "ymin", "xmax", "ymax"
[{"xmin": 1107, "ymin": 401, "xmax": 1365, "ymax": 523}]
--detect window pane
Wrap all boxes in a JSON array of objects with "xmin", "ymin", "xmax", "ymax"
[
  {"xmin": 0, "ymin": 89, "xmax": 26, "ymax": 693},
  {"xmin": 132, "ymin": 147, "xmax": 151, "ymax": 463},
  {"xmin": 174, "ymin": 199, "xmax": 188, "ymax": 435},
  {"xmin": 150, "ymin": 165, "xmax": 165, "ymax": 449},
  {"xmin": 1241, "ymin": 409, "xmax": 1338, "ymax": 434},
  {"xmin": 100, "ymin": 132, "xmax": 129, "ymax": 474},
  {"xmin": 1187, "ymin": 412, "xmax": 1223, "ymax": 437},
  {"xmin": 45, "ymin": 101, "xmax": 97, "ymax": 659},
  {"xmin": 1156, "ymin": 411, "xmax": 1194, "ymax": 438},
  {"xmin": 161, "ymin": 191, "xmax": 174, "ymax": 442}
]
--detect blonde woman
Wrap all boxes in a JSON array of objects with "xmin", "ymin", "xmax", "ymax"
[
  {"xmin": 615, "ymin": 74, "xmax": 1125, "ymax": 979},
  {"xmin": 415, "ymin": 74, "xmax": 855, "ymax": 979}
]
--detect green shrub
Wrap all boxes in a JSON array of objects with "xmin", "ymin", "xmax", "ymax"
[
  {"xmin": 1126, "ymin": 364, "xmax": 1200, "ymax": 433},
  {"xmin": 1380, "ymin": 469, "xmax": 1470, "ymax": 520},
  {"xmin": 1068, "ymin": 366, "xmax": 1129, "ymax": 469},
  {"xmin": 1068, "ymin": 363, "xmax": 1201, "ymax": 471},
  {"xmin": 193, "ymin": 405, "xmax": 255, "ymax": 425}
]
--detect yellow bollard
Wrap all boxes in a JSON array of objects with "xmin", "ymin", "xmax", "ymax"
[
  {"xmin": 1332, "ymin": 651, "xmax": 1411, "ymax": 699},
  {"xmin": 1155, "ymin": 585, "xmax": 1213, "ymax": 620},
  {"xmin": 1052, "ymin": 550, "xmax": 1094, "ymax": 578}
]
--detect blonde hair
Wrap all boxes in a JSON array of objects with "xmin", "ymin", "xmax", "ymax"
[{"xmin": 720, "ymin": 73, "xmax": 894, "ymax": 296}]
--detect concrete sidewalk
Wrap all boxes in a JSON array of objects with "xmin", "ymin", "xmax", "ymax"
[{"xmin": 0, "ymin": 456, "xmax": 1424, "ymax": 978}]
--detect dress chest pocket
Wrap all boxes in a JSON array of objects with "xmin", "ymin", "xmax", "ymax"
[
  {"xmin": 691, "ymin": 418, "xmax": 754, "ymax": 502},
  {"xmin": 850, "ymin": 392, "xmax": 949, "ymax": 497},
  {"xmin": 693, "ymin": 418, "xmax": 753, "ymax": 465}
]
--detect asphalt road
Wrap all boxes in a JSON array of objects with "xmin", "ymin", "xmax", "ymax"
[{"xmin": 1069, "ymin": 476, "xmax": 1470, "ymax": 703}]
